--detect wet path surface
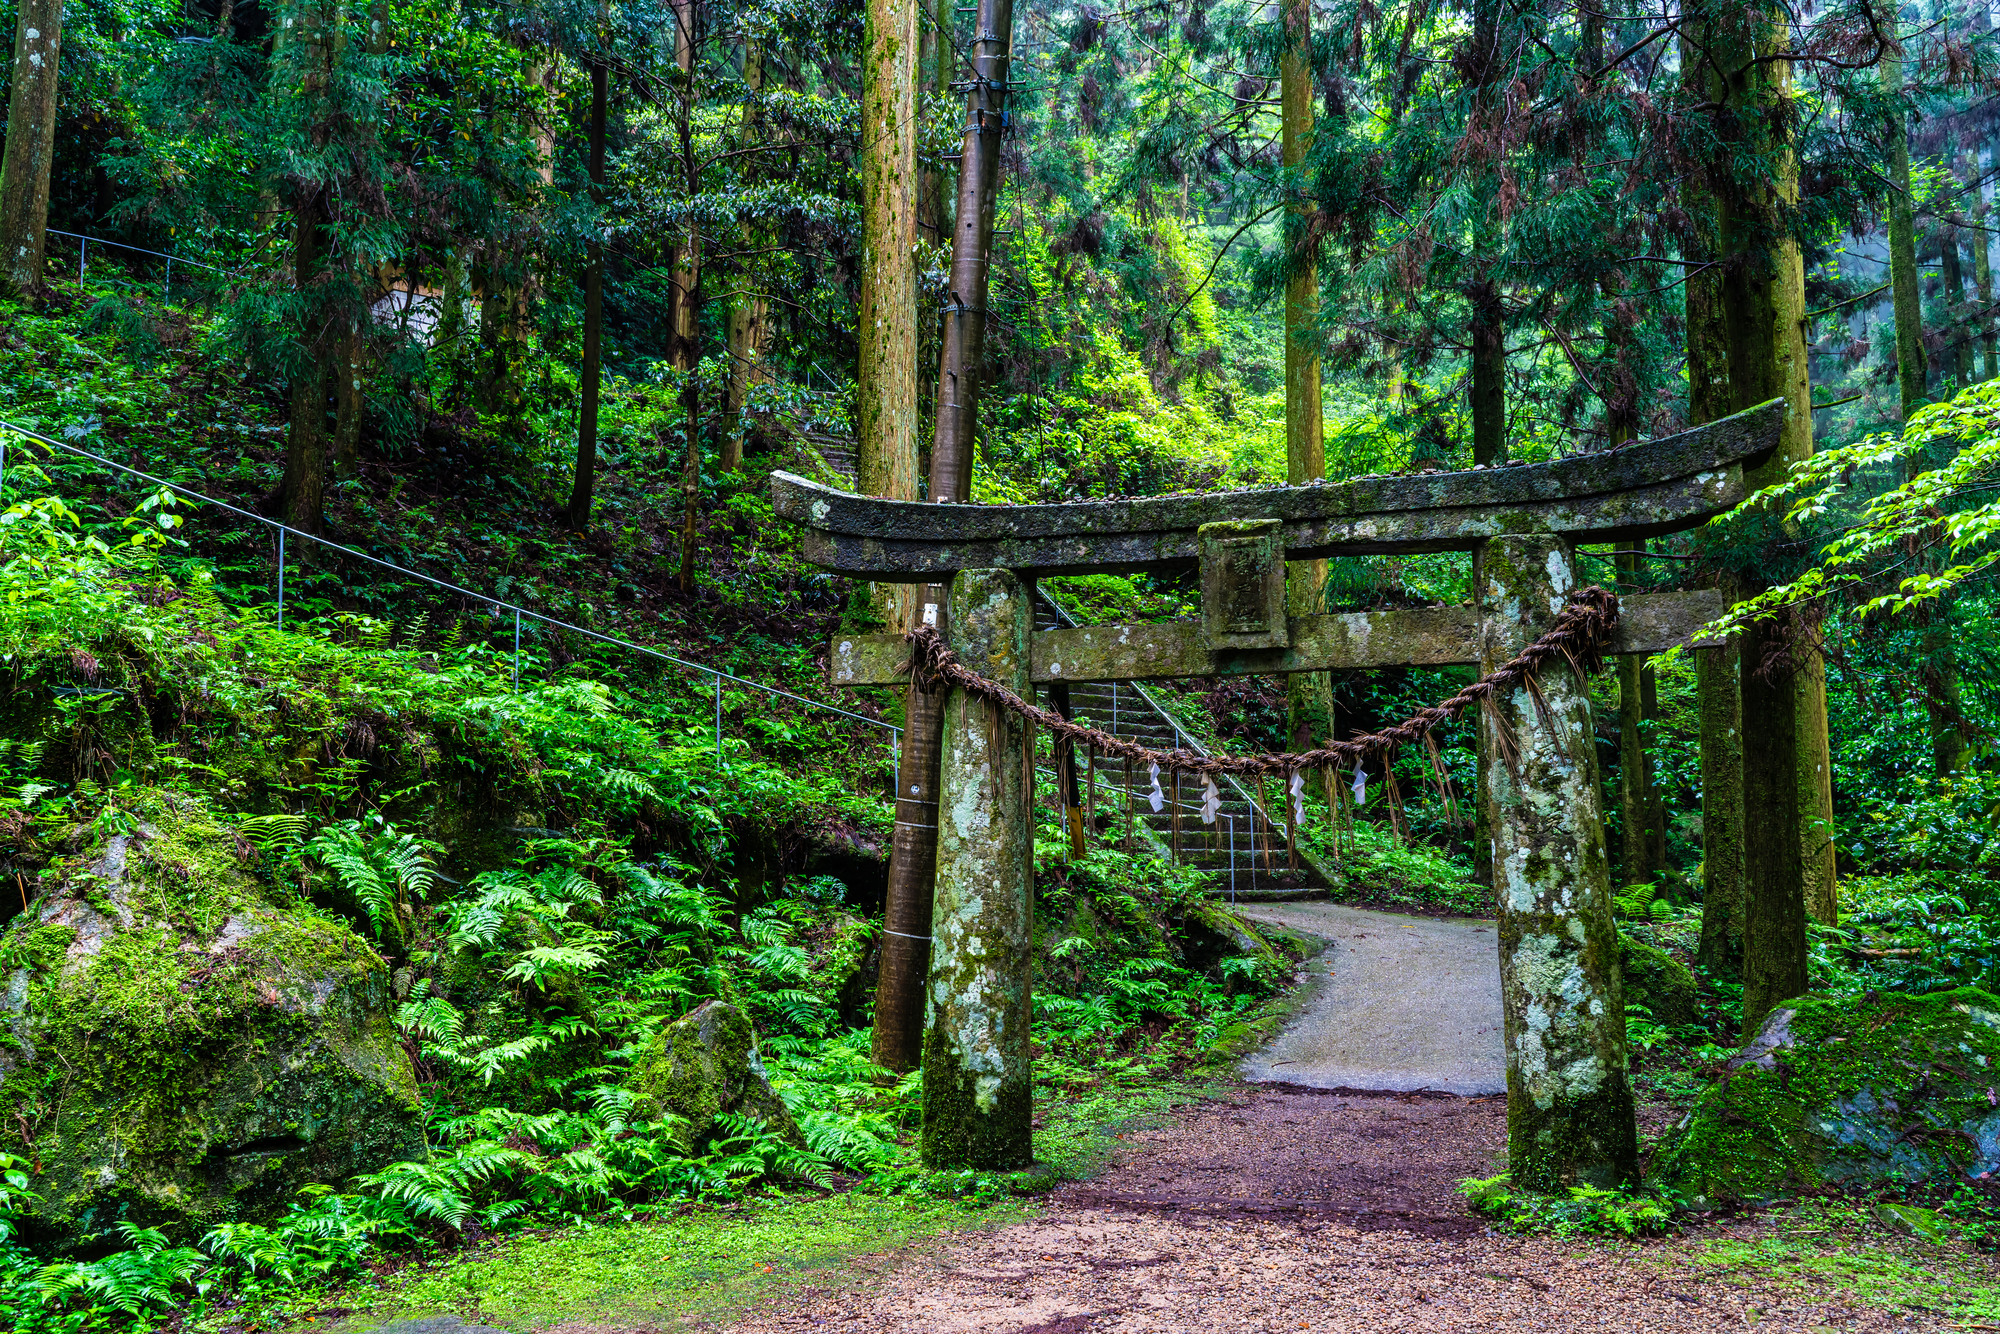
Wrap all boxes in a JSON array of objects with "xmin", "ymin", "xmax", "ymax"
[{"xmin": 1235, "ymin": 901, "xmax": 1507, "ymax": 1095}]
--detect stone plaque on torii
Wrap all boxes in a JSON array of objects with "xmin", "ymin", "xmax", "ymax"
[{"xmin": 774, "ymin": 398, "xmax": 1782, "ymax": 1189}]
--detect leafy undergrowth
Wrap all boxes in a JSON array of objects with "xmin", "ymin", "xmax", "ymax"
[
  {"xmin": 1667, "ymin": 1196, "xmax": 2000, "ymax": 1324},
  {"xmin": 1298, "ymin": 819, "xmax": 1491, "ymax": 918}
]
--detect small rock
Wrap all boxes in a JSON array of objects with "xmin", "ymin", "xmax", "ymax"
[
  {"xmin": 1875, "ymin": 1202, "xmax": 1950, "ymax": 1242},
  {"xmin": 625, "ymin": 1000, "xmax": 804, "ymax": 1147}
]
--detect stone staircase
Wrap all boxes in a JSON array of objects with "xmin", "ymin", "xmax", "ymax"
[
  {"xmin": 803, "ymin": 432, "xmax": 857, "ymax": 485},
  {"xmin": 1031, "ymin": 590, "xmax": 1323, "ymax": 900}
]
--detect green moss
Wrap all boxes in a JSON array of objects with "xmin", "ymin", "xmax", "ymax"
[
  {"xmin": 626, "ymin": 1001, "xmax": 802, "ymax": 1147},
  {"xmin": 1619, "ymin": 933, "xmax": 1696, "ymax": 1028},
  {"xmin": 0, "ymin": 813, "xmax": 421, "ymax": 1248},
  {"xmin": 1655, "ymin": 988, "xmax": 2000, "ymax": 1204},
  {"xmin": 919, "ymin": 1021, "xmax": 1034, "ymax": 1171}
]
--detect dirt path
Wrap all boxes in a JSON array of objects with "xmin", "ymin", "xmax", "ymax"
[
  {"xmin": 712, "ymin": 913, "xmax": 1929, "ymax": 1332},
  {"xmin": 1234, "ymin": 902, "xmax": 1506, "ymax": 1095},
  {"xmin": 720, "ymin": 1088, "xmax": 1914, "ymax": 1332}
]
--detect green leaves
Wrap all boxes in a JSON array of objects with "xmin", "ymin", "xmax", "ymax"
[{"xmin": 308, "ymin": 814, "xmax": 438, "ymax": 940}]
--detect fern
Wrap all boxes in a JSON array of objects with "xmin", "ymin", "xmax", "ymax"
[
  {"xmin": 35, "ymin": 1223, "xmax": 203, "ymax": 1316},
  {"xmin": 309, "ymin": 815, "xmax": 437, "ymax": 939},
  {"xmin": 238, "ymin": 811, "xmax": 310, "ymax": 852}
]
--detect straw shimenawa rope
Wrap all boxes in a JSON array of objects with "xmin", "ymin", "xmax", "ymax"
[{"xmin": 902, "ymin": 586, "xmax": 1622, "ymax": 779}]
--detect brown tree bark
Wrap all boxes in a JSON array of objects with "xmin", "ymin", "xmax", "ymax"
[
  {"xmin": 0, "ymin": 0, "xmax": 62, "ymax": 297},
  {"xmin": 1695, "ymin": 0, "xmax": 1827, "ymax": 1031},
  {"xmin": 1281, "ymin": 0, "xmax": 1332, "ymax": 752},
  {"xmin": 859, "ymin": 0, "xmax": 921, "ymax": 626},
  {"xmin": 562, "ymin": 57, "xmax": 609, "ymax": 530},
  {"xmin": 279, "ymin": 0, "xmax": 336, "ymax": 536},
  {"xmin": 872, "ymin": 0, "xmax": 1015, "ymax": 1075},
  {"xmin": 1685, "ymin": 157, "xmax": 1744, "ymax": 973},
  {"xmin": 858, "ymin": 0, "xmax": 920, "ymax": 504},
  {"xmin": 1696, "ymin": 637, "xmax": 1746, "ymax": 976},
  {"xmin": 722, "ymin": 39, "xmax": 768, "ymax": 476}
]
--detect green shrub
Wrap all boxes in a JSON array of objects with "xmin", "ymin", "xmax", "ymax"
[{"xmin": 1460, "ymin": 1173, "xmax": 1678, "ymax": 1238}]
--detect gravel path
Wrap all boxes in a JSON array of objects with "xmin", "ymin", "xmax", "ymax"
[{"xmin": 1235, "ymin": 901, "xmax": 1506, "ymax": 1095}]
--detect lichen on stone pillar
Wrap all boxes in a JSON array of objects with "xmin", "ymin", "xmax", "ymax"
[
  {"xmin": 920, "ymin": 567, "xmax": 1035, "ymax": 1169},
  {"xmin": 1476, "ymin": 532, "xmax": 1638, "ymax": 1191}
]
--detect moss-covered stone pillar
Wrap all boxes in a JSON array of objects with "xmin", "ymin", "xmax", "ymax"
[
  {"xmin": 1477, "ymin": 532, "xmax": 1638, "ymax": 1191},
  {"xmin": 920, "ymin": 567, "xmax": 1034, "ymax": 1169}
]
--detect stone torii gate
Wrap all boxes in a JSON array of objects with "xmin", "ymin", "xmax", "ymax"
[{"xmin": 775, "ymin": 399, "xmax": 1783, "ymax": 1190}]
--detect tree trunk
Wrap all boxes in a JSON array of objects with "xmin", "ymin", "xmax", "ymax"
[
  {"xmin": 563, "ymin": 58, "xmax": 609, "ymax": 530},
  {"xmin": 1978, "ymin": 183, "xmax": 1997, "ymax": 382},
  {"xmin": 1698, "ymin": 0, "xmax": 1828, "ymax": 1028},
  {"xmin": 672, "ymin": 0, "xmax": 705, "ymax": 588},
  {"xmin": 279, "ymin": 0, "xmax": 335, "ymax": 537},
  {"xmin": 872, "ymin": 0, "xmax": 1015, "ymax": 1076},
  {"xmin": 1944, "ymin": 223, "xmax": 1971, "ymax": 392},
  {"xmin": 668, "ymin": 0, "xmax": 699, "ymax": 376},
  {"xmin": 0, "ymin": 0, "xmax": 62, "ymax": 297},
  {"xmin": 722, "ymin": 39, "xmax": 766, "ymax": 477},
  {"xmin": 1641, "ymin": 661, "xmax": 1666, "ymax": 872},
  {"xmin": 284, "ymin": 195, "xmax": 332, "ymax": 536},
  {"xmin": 1469, "ymin": 282, "xmax": 1506, "ymax": 465},
  {"xmin": 1976, "ymin": 159, "xmax": 1992, "ymax": 384},
  {"xmin": 1695, "ymin": 637, "xmax": 1746, "ymax": 976},
  {"xmin": 1281, "ymin": 0, "xmax": 1332, "ymax": 751},
  {"xmin": 859, "ymin": 0, "xmax": 921, "ymax": 625},
  {"xmin": 1885, "ymin": 48, "xmax": 1927, "ymax": 418},
  {"xmin": 332, "ymin": 319, "xmax": 364, "ymax": 479},
  {"xmin": 1685, "ymin": 154, "xmax": 1743, "ymax": 972},
  {"xmin": 1616, "ymin": 556, "xmax": 1647, "ymax": 884}
]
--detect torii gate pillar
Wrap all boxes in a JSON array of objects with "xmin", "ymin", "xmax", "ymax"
[
  {"xmin": 920, "ymin": 567, "xmax": 1036, "ymax": 1169},
  {"xmin": 1478, "ymin": 533, "xmax": 1637, "ymax": 1189}
]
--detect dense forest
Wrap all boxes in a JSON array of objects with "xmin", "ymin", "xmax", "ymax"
[{"xmin": 7, "ymin": 0, "xmax": 2000, "ymax": 1326}]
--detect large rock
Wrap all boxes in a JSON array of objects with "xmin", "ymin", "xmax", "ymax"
[
  {"xmin": 1654, "ymin": 988, "xmax": 2000, "ymax": 1204},
  {"xmin": 1619, "ymin": 934, "xmax": 1696, "ymax": 1029},
  {"xmin": 0, "ymin": 816, "xmax": 422, "ymax": 1248},
  {"xmin": 626, "ymin": 1000, "xmax": 804, "ymax": 1147}
]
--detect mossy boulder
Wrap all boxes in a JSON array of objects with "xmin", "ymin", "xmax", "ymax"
[
  {"xmin": 0, "ymin": 816, "xmax": 422, "ymax": 1249},
  {"xmin": 1619, "ymin": 934, "xmax": 1696, "ymax": 1029},
  {"xmin": 625, "ymin": 1000, "xmax": 803, "ymax": 1147},
  {"xmin": 1177, "ymin": 899, "xmax": 1290, "ymax": 989},
  {"xmin": 1654, "ymin": 988, "xmax": 2000, "ymax": 1204}
]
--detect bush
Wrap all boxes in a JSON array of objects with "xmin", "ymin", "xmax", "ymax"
[{"xmin": 1459, "ymin": 1173, "xmax": 1677, "ymax": 1238}]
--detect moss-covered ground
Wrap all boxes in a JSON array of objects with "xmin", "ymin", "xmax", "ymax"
[{"xmin": 236, "ymin": 1068, "xmax": 1231, "ymax": 1334}]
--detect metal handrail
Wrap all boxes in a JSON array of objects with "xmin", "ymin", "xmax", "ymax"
[
  {"xmin": 0, "ymin": 422, "xmax": 901, "ymax": 751},
  {"xmin": 49, "ymin": 228, "xmax": 233, "ymax": 275}
]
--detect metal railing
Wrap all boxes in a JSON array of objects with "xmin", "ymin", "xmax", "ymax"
[
  {"xmin": 51, "ymin": 228, "xmax": 235, "ymax": 303},
  {"xmin": 0, "ymin": 422, "xmax": 902, "ymax": 773},
  {"xmin": 1035, "ymin": 586, "xmax": 1279, "ymax": 835}
]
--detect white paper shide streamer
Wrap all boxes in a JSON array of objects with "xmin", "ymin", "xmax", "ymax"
[
  {"xmin": 1147, "ymin": 762, "xmax": 1165, "ymax": 813},
  {"xmin": 1199, "ymin": 774, "xmax": 1220, "ymax": 824},
  {"xmin": 1351, "ymin": 764, "xmax": 1367, "ymax": 806},
  {"xmin": 1289, "ymin": 771, "xmax": 1306, "ymax": 825}
]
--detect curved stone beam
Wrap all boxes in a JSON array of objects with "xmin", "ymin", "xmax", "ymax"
[{"xmin": 773, "ymin": 399, "xmax": 1782, "ymax": 579}]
